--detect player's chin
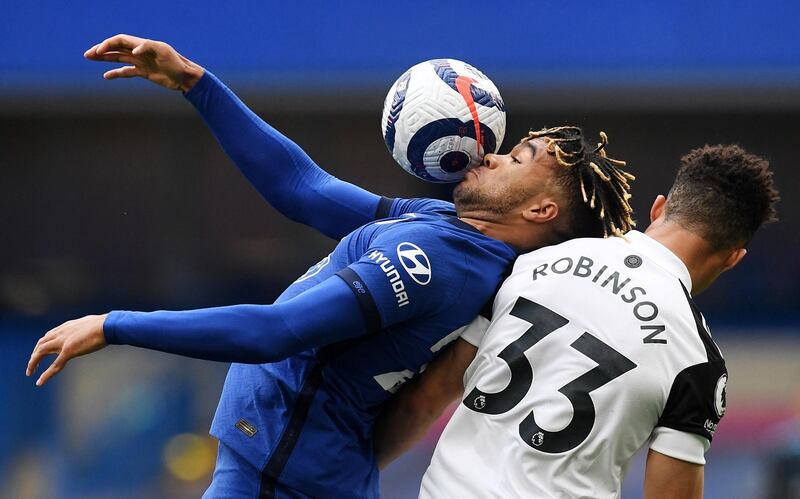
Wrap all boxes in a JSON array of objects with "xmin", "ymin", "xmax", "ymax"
[{"xmin": 452, "ymin": 181, "xmax": 480, "ymax": 208}]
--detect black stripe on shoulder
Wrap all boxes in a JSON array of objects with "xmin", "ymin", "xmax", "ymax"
[
  {"xmin": 335, "ymin": 268, "xmax": 382, "ymax": 332},
  {"xmin": 680, "ymin": 281, "xmax": 723, "ymax": 362},
  {"xmin": 375, "ymin": 196, "xmax": 395, "ymax": 219},
  {"xmin": 657, "ymin": 359, "xmax": 727, "ymax": 442}
]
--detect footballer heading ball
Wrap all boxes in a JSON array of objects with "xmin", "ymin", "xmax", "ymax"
[{"xmin": 381, "ymin": 59, "xmax": 506, "ymax": 183}]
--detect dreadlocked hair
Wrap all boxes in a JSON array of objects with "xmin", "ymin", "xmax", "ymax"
[{"xmin": 524, "ymin": 126, "xmax": 635, "ymax": 238}]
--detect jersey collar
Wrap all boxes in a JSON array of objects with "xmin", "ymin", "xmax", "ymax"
[
  {"xmin": 447, "ymin": 216, "xmax": 482, "ymax": 234},
  {"xmin": 623, "ymin": 230, "xmax": 693, "ymax": 291}
]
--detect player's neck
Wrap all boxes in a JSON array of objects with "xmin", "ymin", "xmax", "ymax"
[
  {"xmin": 643, "ymin": 222, "xmax": 720, "ymax": 294},
  {"xmin": 459, "ymin": 215, "xmax": 549, "ymax": 251}
]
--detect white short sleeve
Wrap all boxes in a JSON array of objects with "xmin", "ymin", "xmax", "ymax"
[
  {"xmin": 458, "ymin": 315, "xmax": 490, "ymax": 347},
  {"xmin": 649, "ymin": 426, "xmax": 710, "ymax": 465}
]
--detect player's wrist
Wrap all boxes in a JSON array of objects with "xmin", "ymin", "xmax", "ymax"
[{"xmin": 178, "ymin": 57, "xmax": 205, "ymax": 93}]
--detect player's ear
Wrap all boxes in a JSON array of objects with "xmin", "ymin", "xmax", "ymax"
[
  {"xmin": 649, "ymin": 195, "xmax": 667, "ymax": 223},
  {"xmin": 522, "ymin": 199, "xmax": 559, "ymax": 224},
  {"xmin": 721, "ymin": 247, "xmax": 747, "ymax": 273}
]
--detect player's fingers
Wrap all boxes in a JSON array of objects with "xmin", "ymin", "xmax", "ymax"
[
  {"xmin": 27, "ymin": 338, "xmax": 62, "ymax": 377},
  {"xmin": 34, "ymin": 322, "xmax": 67, "ymax": 349},
  {"xmin": 33, "ymin": 332, "xmax": 52, "ymax": 351},
  {"xmin": 103, "ymin": 66, "xmax": 144, "ymax": 80},
  {"xmin": 131, "ymin": 40, "xmax": 159, "ymax": 57},
  {"xmin": 33, "ymin": 336, "xmax": 61, "ymax": 355},
  {"xmin": 95, "ymin": 34, "xmax": 145, "ymax": 56},
  {"xmin": 85, "ymin": 43, "xmax": 133, "ymax": 59},
  {"xmin": 36, "ymin": 353, "xmax": 70, "ymax": 387},
  {"xmin": 86, "ymin": 52, "xmax": 139, "ymax": 65},
  {"xmin": 83, "ymin": 43, "xmax": 101, "ymax": 58}
]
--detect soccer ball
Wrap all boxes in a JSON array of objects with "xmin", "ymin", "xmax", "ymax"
[{"xmin": 381, "ymin": 59, "xmax": 506, "ymax": 183}]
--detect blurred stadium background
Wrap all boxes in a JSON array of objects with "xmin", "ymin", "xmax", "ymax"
[{"xmin": 2, "ymin": 1, "xmax": 799, "ymax": 497}]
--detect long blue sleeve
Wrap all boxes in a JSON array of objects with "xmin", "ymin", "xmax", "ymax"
[
  {"xmin": 184, "ymin": 71, "xmax": 384, "ymax": 239},
  {"xmin": 103, "ymin": 275, "xmax": 368, "ymax": 363}
]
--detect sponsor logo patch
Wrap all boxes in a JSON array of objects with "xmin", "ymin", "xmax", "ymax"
[
  {"xmin": 368, "ymin": 250, "xmax": 409, "ymax": 307},
  {"xmin": 714, "ymin": 373, "xmax": 728, "ymax": 418},
  {"xmin": 396, "ymin": 242, "xmax": 432, "ymax": 285}
]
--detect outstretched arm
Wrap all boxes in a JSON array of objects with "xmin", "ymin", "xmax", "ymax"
[
  {"xmin": 373, "ymin": 338, "xmax": 477, "ymax": 469},
  {"xmin": 85, "ymin": 34, "xmax": 386, "ymax": 239},
  {"xmin": 27, "ymin": 275, "xmax": 368, "ymax": 386},
  {"xmin": 27, "ymin": 222, "xmax": 470, "ymax": 386},
  {"xmin": 643, "ymin": 449, "xmax": 704, "ymax": 499}
]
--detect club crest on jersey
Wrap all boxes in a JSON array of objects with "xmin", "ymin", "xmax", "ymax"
[
  {"xmin": 368, "ymin": 250, "xmax": 409, "ymax": 307},
  {"xmin": 396, "ymin": 242, "xmax": 432, "ymax": 285}
]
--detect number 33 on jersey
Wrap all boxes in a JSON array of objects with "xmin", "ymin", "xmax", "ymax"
[{"xmin": 421, "ymin": 231, "xmax": 727, "ymax": 499}]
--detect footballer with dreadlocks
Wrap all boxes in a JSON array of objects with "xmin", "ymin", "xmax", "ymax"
[
  {"xmin": 30, "ymin": 34, "xmax": 637, "ymax": 499},
  {"xmin": 375, "ymin": 143, "xmax": 778, "ymax": 499}
]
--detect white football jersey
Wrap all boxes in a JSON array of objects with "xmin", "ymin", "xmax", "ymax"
[{"xmin": 421, "ymin": 231, "xmax": 727, "ymax": 499}]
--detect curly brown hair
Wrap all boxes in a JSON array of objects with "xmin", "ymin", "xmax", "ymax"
[{"xmin": 665, "ymin": 144, "xmax": 779, "ymax": 249}]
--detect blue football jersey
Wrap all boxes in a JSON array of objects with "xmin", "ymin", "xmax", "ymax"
[
  {"xmin": 209, "ymin": 198, "xmax": 516, "ymax": 498},
  {"xmin": 99, "ymin": 73, "xmax": 516, "ymax": 499}
]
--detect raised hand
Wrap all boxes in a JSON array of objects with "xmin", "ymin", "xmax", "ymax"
[
  {"xmin": 84, "ymin": 34, "xmax": 204, "ymax": 92},
  {"xmin": 27, "ymin": 314, "xmax": 109, "ymax": 386}
]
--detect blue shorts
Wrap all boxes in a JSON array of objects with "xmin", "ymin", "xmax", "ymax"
[{"xmin": 203, "ymin": 440, "xmax": 312, "ymax": 499}]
